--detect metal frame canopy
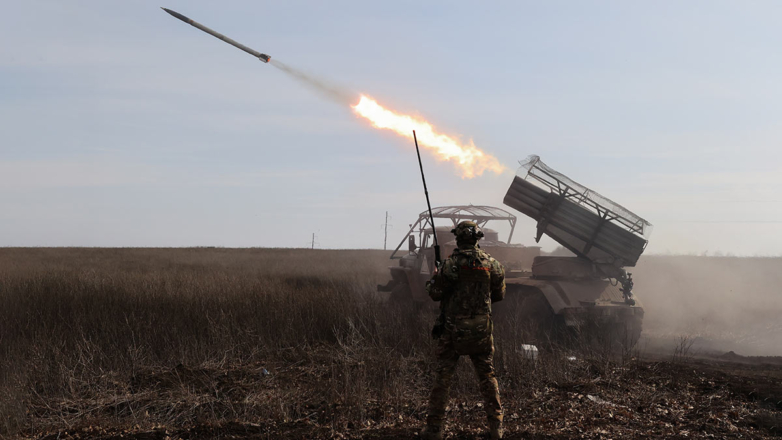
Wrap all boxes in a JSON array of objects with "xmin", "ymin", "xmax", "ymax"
[{"xmin": 390, "ymin": 205, "xmax": 517, "ymax": 260}]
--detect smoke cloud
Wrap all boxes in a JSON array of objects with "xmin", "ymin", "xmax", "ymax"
[
  {"xmin": 632, "ymin": 255, "xmax": 782, "ymax": 356},
  {"xmin": 270, "ymin": 59, "xmax": 356, "ymax": 106}
]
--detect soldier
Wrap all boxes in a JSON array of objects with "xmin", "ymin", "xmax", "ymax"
[{"xmin": 420, "ymin": 221, "xmax": 506, "ymax": 440}]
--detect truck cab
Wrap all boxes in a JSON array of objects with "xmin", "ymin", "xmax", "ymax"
[{"xmin": 378, "ymin": 205, "xmax": 540, "ymax": 302}]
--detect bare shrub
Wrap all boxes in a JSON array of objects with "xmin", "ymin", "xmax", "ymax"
[{"xmin": 671, "ymin": 335, "xmax": 696, "ymax": 364}]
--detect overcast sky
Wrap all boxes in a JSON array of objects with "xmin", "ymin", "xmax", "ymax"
[{"xmin": 1, "ymin": 1, "xmax": 781, "ymax": 255}]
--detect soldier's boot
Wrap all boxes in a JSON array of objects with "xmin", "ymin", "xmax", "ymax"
[
  {"xmin": 419, "ymin": 424, "xmax": 443, "ymax": 440},
  {"xmin": 489, "ymin": 419, "xmax": 503, "ymax": 440}
]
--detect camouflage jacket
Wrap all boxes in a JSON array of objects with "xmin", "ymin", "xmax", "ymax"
[{"xmin": 426, "ymin": 244, "xmax": 506, "ymax": 317}]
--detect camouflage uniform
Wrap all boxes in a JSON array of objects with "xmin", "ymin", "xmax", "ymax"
[{"xmin": 424, "ymin": 221, "xmax": 506, "ymax": 433}]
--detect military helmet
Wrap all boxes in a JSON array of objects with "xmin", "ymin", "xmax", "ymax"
[{"xmin": 451, "ymin": 220, "xmax": 484, "ymax": 242}]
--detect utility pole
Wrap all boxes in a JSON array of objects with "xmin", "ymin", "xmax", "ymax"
[
  {"xmin": 311, "ymin": 233, "xmax": 315, "ymax": 250},
  {"xmin": 384, "ymin": 211, "xmax": 389, "ymax": 250}
]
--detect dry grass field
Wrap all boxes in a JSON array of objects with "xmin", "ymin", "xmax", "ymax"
[{"xmin": 1, "ymin": 248, "xmax": 780, "ymax": 439}]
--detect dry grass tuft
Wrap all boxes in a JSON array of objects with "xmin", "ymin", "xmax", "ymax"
[{"xmin": 1, "ymin": 248, "xmax": 780, "ymax": 438}]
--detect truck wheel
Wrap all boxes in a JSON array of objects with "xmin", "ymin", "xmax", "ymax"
[
  {"xmin": 618, "ymin": 314, "xmax": 643, "ymax": 351},
  {"xmin": 519, "ymin": 293, "xmax": 558, "ymax": 347},
  {"xmin": 389, "ymin": 283, "xmax": 413, "ymax": 303},
  {"xmin": 494, "ymin": 289, "xmax": 556, "ymax": 348},
  {"xmin": 576, "ymin": 313, "xmax": 643, "ymax": 354}
]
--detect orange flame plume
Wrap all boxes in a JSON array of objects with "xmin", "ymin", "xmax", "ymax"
[{"xmin": 352, "ymin": 95, "xmax": 506, "ymax": 178}]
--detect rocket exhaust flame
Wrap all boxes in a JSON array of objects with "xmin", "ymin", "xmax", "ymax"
[
  {"xmin": 267, "ymin": 64, "xmax": 505, "ymax": 179},
  {"xmin": 352, "ymin": 95, "xmax": 506, "ymax": 178},
  {"xmin": 162, "ymin": 8, "xmax": 505, "ymax": 179}
]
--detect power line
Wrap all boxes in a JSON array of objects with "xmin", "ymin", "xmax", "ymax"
[
  {"xmin": 306, "ymin": 232, "xmax": 320, "ymax": 249},
  {"xmin": 383, "ymin": 211, "xmax": 393, "ymax": 250}
]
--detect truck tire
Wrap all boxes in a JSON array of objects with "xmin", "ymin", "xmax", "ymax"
[
  {"xmin": 493, "ymin": 288, "xmax": 557, "ymax": 348},
  {"xmin": 389, "ymin": 283, "xmax": 413, "ymax": 303}
]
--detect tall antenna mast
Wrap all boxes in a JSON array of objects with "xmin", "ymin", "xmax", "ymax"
[{"xmin": 384, "ymin": 211, "xmax": 389, "ymax": 250}]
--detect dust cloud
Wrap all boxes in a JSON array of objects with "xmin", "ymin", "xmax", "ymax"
[
  {"xmin": 631, "ymin": 255, "xmax": 782, "ymax": 356},
  {"xmin": 270, "ymin": 59, "xmax": 357, "ymax": 106}
]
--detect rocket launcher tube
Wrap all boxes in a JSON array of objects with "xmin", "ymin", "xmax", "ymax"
[{"xmin": 162, "ymin": 8, "xmax": 270, "ymax": 63}]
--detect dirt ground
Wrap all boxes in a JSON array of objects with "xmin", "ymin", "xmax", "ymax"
[{"xmin": 27, "ymin": 352, "xmax": 782, "ymax": 439}]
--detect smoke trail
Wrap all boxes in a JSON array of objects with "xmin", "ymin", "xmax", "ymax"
[
  {"xmin": 269, "ymin": 59, "xmax": 505, "ymax": 179},
  {"xmin": 270, "ymin": 59, "xmax": 356, "ymax": 106}
]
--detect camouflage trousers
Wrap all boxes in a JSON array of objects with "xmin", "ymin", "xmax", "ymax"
[{"xmin": 426, "ymin": 316, "xmax": 502, "ymax": 426}]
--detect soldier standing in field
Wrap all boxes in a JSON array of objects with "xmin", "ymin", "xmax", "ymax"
[{"xmin": 420, "ymin": 221, "xmax": 506, "ymax": 440}]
